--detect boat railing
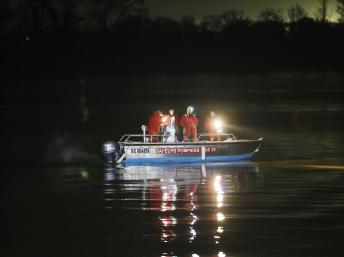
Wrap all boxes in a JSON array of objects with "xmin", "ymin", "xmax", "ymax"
[
  {"xmin": 118, "ymin": 133, "xmax": 237, "ymax": 143},
  {"xmin": 119, "ymin": 134, "xmax": 164, "ymax": 143},
  {"xmin": 196, "ymin": 133, "xmax": 237, "ymax": 142}
]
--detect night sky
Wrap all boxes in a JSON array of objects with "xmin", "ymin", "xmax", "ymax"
[{"xmin": 147, "ymin": 0, "xmax": 338, "ymax": 20}]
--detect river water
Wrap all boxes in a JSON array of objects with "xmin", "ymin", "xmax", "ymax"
[
  {"xmin": 4, "ymin": 162, "xmax": 344, "ymax": 257},
  {"xmin": 3, "ymin": 73, "xmax": 344, "ymax": 256}
]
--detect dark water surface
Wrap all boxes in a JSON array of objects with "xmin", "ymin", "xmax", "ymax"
[
  {"xmin": 3, "ymin": 73, "xmax": 344, "ymax": 256},
  {"xmin": 4, "ymin": 162, "xmax": 344, "ymax": 257}
]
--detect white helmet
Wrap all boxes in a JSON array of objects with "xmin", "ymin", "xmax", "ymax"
[{"xmin": 187, "ymin": 106, "xmax": 194, "ymax": 115}]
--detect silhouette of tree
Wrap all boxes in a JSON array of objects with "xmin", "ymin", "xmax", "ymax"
[
  {"xmin": 11, "ymin": 2, "xmax": 32, "ymax": 36},
  {"xmin": 25, "ymin": 0, "xmax": 49, "ymax": 35},
  {"xmin": 180, "ymin": 16, "xmax": 199, "ymax": 38},
  {"xmin": 222, "ymin": 9, "xmax": 247, "ymax": 25},
  {"xmin": 257, "ymin": 8, "xmax": 284, "ymax": 23},
  {"xmin": 316, "ymin": 0, "xmax": 329, "ymax": 22},
  {"xmin": 58, "ymin": 0, "xmax": 85, "ymax": 33},
  {"xmin": 2, "ymin": 0, "xmax": 344, "ymax": 74},
  {"xmin": 153, "ymin": 16, "xmax": 181, "ymax": 42},
  {"xmin": 10, "ymin": 0, "xmax": 85, "ymax": 37},
  {"xmin": 180, "ymin": 15, "xmax": 197, "ymax": 29},
  {"xmin": 221, "ymin": 9, "xmax": 250, "ymax": 40},
  {"xmin": 254, "ymin": 8, "xmax": 285, "ymax": 44},
  {"xmin": 288, "ymin": 4, "xmax": 308, "ymax": 23},
  {"xmin": 293, "ymin": 17, "xmax": 317, "ymax": 33},
  {"xmin": 86, "ymin": 0, "xmax": 146, "ymax": 33},
  {"xmin": 0, "ymin": 0, "xmax": 11, "ymax": 36},
  {"xmin": 201, "ymin": 14, "xmax": 224, "ymax": 32},
  {"xmin": 337, "ymin": 0, "xmax": 344, "ymax": 23}
]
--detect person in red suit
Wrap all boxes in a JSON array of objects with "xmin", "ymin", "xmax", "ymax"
[
  {"xmin": 148, "ymin": 111, "xmax": 163, "ymax": 142},
  {"xmin": 205, "ymin": 111, "xmax": 221, "ymax": 141},
  {"xmin": 180, "ymin": 106, "xmax": 199, "ymax": 142}
]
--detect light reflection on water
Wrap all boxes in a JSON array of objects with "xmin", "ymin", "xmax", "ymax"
[
  {"xmin": 103, "ymin": 162, "xmax": 261, "ymax": 256},
  {"xmin": 98, "ymin": 159, "xmax": 344, "ymax": 256}
]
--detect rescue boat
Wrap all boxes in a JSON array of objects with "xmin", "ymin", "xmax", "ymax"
[{"xmin": 103, "ymin": 133, "xmax": 263, "ymax": 164}]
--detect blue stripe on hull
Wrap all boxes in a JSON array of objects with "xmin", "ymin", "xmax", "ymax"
[{"xmin": 123, "ymin": 153, "xmax": 254, "ymax": 164}]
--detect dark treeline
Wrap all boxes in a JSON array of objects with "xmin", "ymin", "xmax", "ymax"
[{"xmin": 2, "ymin": 0, "xmax": 344, "ymax": 77}]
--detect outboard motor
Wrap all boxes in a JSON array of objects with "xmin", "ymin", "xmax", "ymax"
[{"xmin": 102, "ymin": 141, "xmax": 120, "ymax": 164}]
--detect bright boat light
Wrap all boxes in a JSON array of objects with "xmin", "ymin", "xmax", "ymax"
[{"xmin": 214, "ymin": 119, "xmax": 223, "ymax": 129}]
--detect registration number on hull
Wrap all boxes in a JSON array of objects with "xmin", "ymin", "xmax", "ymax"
[{"xmin": 130, "ymin": 148, "xmax": 150, "ymax": 154}]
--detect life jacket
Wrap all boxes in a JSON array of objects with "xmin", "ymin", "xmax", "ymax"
[
  {"xmin": 166, "ymin": 114, "xmax": 178, "ymax": 128},
  {"xmin": 180, "ymin": 114, "xmax": 199, "ymax": 128},
  {"xmin": 205, "ymin": 116, "xmax": 216, "ymax": 131},
  {"xmin": 148, "ymin": 111, "xmax": 162, "ymax": 133}
]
